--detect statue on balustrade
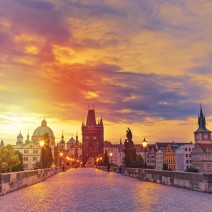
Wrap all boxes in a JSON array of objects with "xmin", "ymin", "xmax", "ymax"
[{"xmin": 124, "ymin": 128, "xmax": 136, "ymax": 167}]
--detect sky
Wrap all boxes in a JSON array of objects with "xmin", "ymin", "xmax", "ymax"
[{"xmin": 1, "ymin": 0, "xmax": 212, "ymax": 145}]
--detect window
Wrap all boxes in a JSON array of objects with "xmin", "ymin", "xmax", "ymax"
[
  {"xmin": 186, "ymin": 154, "xmax": 188, "ymax": 157},
  {"xmin": 186, "ymin": 160, "xmax": 188, "ymax": 163},
  {"xmin": 24, "ymin": 150, "xmax": 29, "ymax": 154},
  {"xmin": 33, "ymin": 150, "xmax": 38, "ymax": 154},
  {"xmin": 23, "ymin": 157, "xmax": 28, "ymax": 161},
  {"xmin": 203, "ymin": 134, "xmax": 208, "ymax": 140},
  {"xmin": 196, "ymin": 134, "xmax": 199, "ymax": 140},
  {"xmin": 33, "ymin": 157, "xmax": 37, "ymax": 161},
  {"xmin": 24, "ymin": 164, "xmax": 28, "ymax": 168},
  {"xmin": 185, "ymin": 148, "xmax": 187, "ymax": 151}
]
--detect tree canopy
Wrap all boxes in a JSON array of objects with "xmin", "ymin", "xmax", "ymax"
[
  {"xmin": 41, "ymin": 132, "xmax": 53, "ymax": 168},
  {"xmin": 0, "ymin": 145, "xmax": 23, "ymax": 173}
]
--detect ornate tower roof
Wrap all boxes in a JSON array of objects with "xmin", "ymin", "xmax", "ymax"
[
  {"xmin": 194, "ymin": 106, "xmax": 211, "ymax": 133},
  {"xmin": 86, "ymin": 109, "xmax": 96, "ymax": 126}
]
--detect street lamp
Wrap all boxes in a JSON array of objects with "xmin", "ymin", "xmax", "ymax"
[
  {"xmin": 109, "ymin": 152, "xmax": 113, "ymax": 164},
  {"xmin": 142, "ymin": 138, "xmax": 147, "ymax": 168},
  {"xmin": 39, "ymin": 140, "xmax": 44, "ymax": 169}
]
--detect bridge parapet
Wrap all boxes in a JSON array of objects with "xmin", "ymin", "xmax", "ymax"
[
  {"xmin": 0, "ymin": 167, "xmax": 62, "ymax": 196},
  {"xmin": 97, "ymin": 166, "xmax": 212, "ymax": 193}
]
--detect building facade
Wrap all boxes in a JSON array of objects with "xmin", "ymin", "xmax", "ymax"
[
  {"xmin": 175, "ymin": 144, "xmax": 194, "ymax": 171},
  {"xmin": 82, "ymin": 109, "xmax": 104, "ymax": 165},
  {"xmin": 191, "ymin": 107, "xmax": 212, "ymax": 172},
  {"xmin": 191, "ymin": 144, "xmax": 212, "ymax": 173},
  {"xmin": 13, "ymin": 119, "xmax": 55, "ymax": 170}
]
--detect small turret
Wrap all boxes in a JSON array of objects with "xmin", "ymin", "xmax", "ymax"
[
  {"xmin": 25, "ymin": 130, "xmax": 30, "ymax": 144},
  {"xmin": 0, "ymin": 140, "xmax": 4, "ymax": 147},
  {"xmin": 17, "ymin": 131, "xmax": 23, "ymax": 145}
]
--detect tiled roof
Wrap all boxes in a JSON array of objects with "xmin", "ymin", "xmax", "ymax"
[{"xmin": 195, "ymin": 143, "xmax": 212, "ymax": 152}]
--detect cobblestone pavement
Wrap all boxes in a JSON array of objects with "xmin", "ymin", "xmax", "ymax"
[{"xmin": 0, "ymin": 168, "xmax": 211, "ymax": 212}]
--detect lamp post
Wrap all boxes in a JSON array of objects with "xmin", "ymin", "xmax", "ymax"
[
  {"xmin": 142, "ymin": 138, "xmax": 147, "ymax": 168},
  {"xmin": 96, "ymin": 158, "xmax": 99, "ymax": 166},
  {"xmin": 99, "ymin": 157, "xmax": 102, "ymax": 165},
  {"xmin": 109, "ymin": 152, "xmax": 113, "ymax": 165},
  {"xmin": 39, "ymin": 140, "xmax": 44, "ymax": 169},
  {"xmin": 59, "ymin": 152, "xmax": 63, "ymax": 166}
]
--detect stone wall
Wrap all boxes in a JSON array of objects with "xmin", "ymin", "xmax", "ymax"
[
  {"xmin": 98, "ymin": 166, "xmax": 212, "ymax": 193},
  {"xmin": 0, "ymin": 167, "xmax": 62, "ymax": 195}
]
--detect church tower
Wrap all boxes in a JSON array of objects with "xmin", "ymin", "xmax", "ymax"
[
  {"xmin": 194, "ymin": 106, "xmax": 211, "ymax": 143},
  {"xmin": 82, "ymin": 108, "xmax": 104, "ymax": 165},
  {"xmin": 16, "ymin": 131, "xmax": 23, "ymax": 145}
]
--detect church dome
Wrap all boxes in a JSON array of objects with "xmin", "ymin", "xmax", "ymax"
[
  {"xmin": 32, "ymin": 119, "xmax": 54, "ymax": 138},
  {"xmin": 17, "ymin": 131, "xmax": 23, "ymax": 139}
]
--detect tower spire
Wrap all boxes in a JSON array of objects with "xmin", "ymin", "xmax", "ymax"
[{"xmin": 61, "ymin": 130, "xmax": 64, "ymax": 139}]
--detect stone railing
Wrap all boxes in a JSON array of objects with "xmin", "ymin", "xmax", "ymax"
[
  {"xmin": 0, "ymin": 167, "xmax": 62, "ymax": 196},
  {"xmin": 98, "ymin": 166, "xmax": 212, "ymax": 193}
]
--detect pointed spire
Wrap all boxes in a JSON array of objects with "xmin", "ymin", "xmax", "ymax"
[
  {"xmin": 99, "ymin": 116, "xmax": 103, "ymax": 126},
  {"xmin": 76, "ymin": 130, "xmax": 79, "ymax": 144},
  {"xmin": 195, "ymin": 105, "xmax": 210, "ymax": 133},
  {"xmin": 61, "ymin": 130, "xmax": 64, "ymax": 139}
]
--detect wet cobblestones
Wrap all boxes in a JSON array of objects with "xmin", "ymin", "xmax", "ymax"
[{"xmin": 0, "ymin": 168, "xmax": 211, "ymax": 212}]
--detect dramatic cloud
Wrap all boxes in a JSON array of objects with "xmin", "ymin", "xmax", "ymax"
[{"xmin": 1, "ymin": 0, "xmax": 212, "ymax": 144}]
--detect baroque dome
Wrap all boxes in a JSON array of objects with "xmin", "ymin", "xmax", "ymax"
[
  {"xmin": 32, "ymin": 119, "xmax": 54, "ymax": 138},
  {"xmin": 17, "ymin": 131, "xmax": 23, "ymax": 139}
]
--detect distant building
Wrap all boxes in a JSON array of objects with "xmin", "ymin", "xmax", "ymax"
[
  {"xmin": 13, "ymin": 119, "xmax": 55, "ymax": 170},
  {"xmin": 191, "ymin": 144, "xmax": 212, "ymax": 173},
  {"xmin": 66, "ymin": 134, "xmax": 82, "ymax": 160},
  {"xmin": 14, "ymin": 141, "xmax": 40, "ymax": 170},
  {"xmin": 104, "ymin": 140, "xmax": 124, "ymax": 166},
  {"xmin": 194, "ymin": 106, "xmax": 211, "ymax": 143},
  {"xmin": 164, "ymin": 144, "xmax": 178, "ymax": 170},
  {"xmin": 175, "ymin": 143, "xmax": 194, "ymax": 171},
  {"xmin": 82, "ymin": 109, "xmax": 104, "ymax": 165},
  {"xmin": 191, "ymin": 106, "xmax": 212, "ymax": 172},
  {"xmin": 145, "ymin": 144, "xmax": 156, "ymax": 168},
  {"xmin": 156, "ymin": 149, "xmax": 164, "ymax": 170},
  {"xmin": 32, "ymin": 119, "xmax": 55, "ymax": 158},
  {"xmin": 0, "ymin": 140, "xmax": 5, "ymax": 147}
]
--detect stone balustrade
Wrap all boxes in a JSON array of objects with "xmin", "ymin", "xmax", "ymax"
[
  {"xmin": 98, "ymin": 166, "xmax": 212, "ymax": 193},
  {"xmin": 0, "ymin": 167, "xmax": 62, "ymax": 195}
]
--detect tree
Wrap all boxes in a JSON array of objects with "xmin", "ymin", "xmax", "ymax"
[
  {"xmin": 162, "ymin": 163, "xmax": 172, "ymax": 171},
  {"xmin": 135, "ymin": 154, "xmax": 144, "ymax": 168},
  {"xmin": 12, "ymin": 151, "xmax": 24, "ymax": 172},
  {"xmin": 186, "ymin": 166, "xmax": 199, "ymax": 173},
  {"xmin": 0, "ymin": 145, "xmax": 21, "ymax": 173},
  {"xmin": 41, "ymin": 132, "xmax": 53, "ymax": 168}
]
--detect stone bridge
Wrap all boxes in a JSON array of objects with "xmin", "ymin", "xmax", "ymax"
[{"xmin": 0, "ymin": 168, "xmax": 211, "ymax": 212}]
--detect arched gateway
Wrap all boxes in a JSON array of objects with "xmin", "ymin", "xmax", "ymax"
[{"xmin": 86, "ymin": 157, "xmax": 95, "ymax": 167}]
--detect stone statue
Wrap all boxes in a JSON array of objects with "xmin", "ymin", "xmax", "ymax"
[
  {"xmin": 126, "ymin": 128, "xmax": 132, "ymax": 141},
  {"xmin": 124, "ymin": 128, "xmax": 136, "ymax": 167}
]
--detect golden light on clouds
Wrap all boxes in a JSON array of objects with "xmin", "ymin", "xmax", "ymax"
[
  {"xmin": 24, "ymin": 46, "xmax": 39, "ymax": 54},
  {"xmin": 84, "ymin": 91, "xmax": 99, "ymax": 99},
  {"xmin": 0, "ymin": 0, "xmax": 212, "ymax": 144}
]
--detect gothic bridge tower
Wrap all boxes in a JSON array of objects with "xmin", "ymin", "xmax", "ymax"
[
  {"xmin": 82, "ymin": 109, "xmax": 104, "ymax": 165},
  {"xmin": 194, "ymin": 106, "xmax": 211, "ymax": 143}
]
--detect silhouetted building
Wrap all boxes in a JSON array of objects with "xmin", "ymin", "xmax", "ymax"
[
  {"xmin": 82, "ymin": 109, "xmax": 104, "ymax": 165},
  {"xmin": 194, "ymin": 106, "xmax": 211, "ymax": 143}
]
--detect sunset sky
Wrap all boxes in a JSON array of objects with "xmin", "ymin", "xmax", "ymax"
[{"xmin": 1, "ymin": 0, "xmax": 212, "ymax": 145}]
